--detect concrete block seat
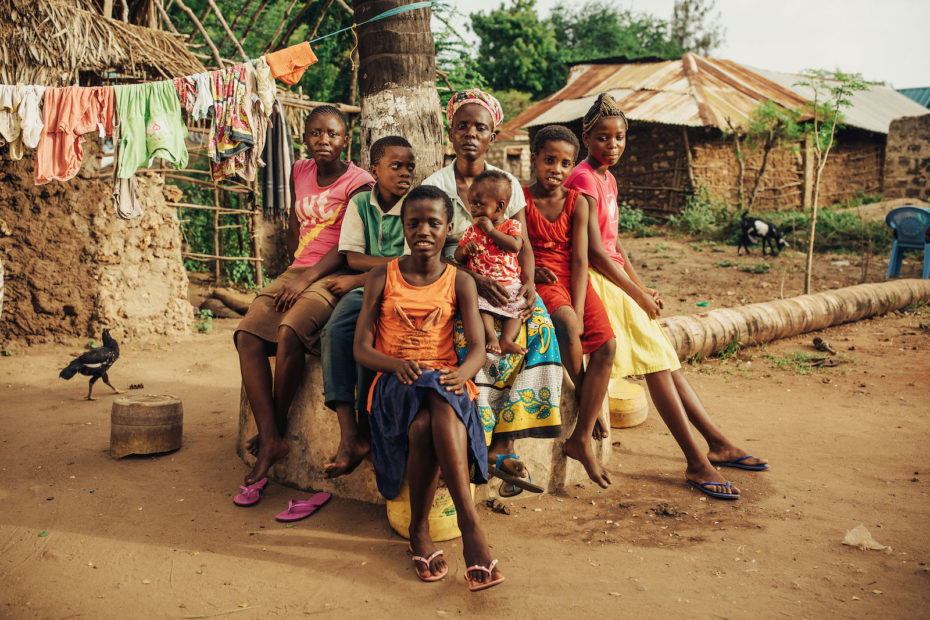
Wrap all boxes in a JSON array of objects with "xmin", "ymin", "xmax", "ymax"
[{"xmin": 237, "ymin": 356, "xmax": 619, "ymax": 504}]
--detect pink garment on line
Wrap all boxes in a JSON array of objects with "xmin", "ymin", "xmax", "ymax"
[
  {"xmin": 35, "ymin": 86, "xmax": 115, "ymax": 185},
  {"xmin": 290, "ymin": 159, "xmax": 375, "ymax": 269},
  {"xmin": 564, "ymin": 161, "xmax": 624, "ymax": 268}
]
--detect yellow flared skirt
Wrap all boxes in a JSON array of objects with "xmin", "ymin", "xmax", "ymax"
[{"xmin": 588, "ymin": 269, "xmax": 682, "ymax": 378}]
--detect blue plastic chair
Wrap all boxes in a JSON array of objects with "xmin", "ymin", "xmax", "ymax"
[{"xmin": 884, "ymin": 206, "xmax": 930, "ymax": 279}]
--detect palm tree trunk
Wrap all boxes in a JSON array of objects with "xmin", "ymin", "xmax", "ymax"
[
  {"xmin": 354, "ymin": 0, "xmax": 443, "ymax": 179},
  {"xmin": 659, "ymin": 279, "xmax": 930, "ymax": 360}
]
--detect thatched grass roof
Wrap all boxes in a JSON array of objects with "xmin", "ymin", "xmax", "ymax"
[{"xmin": 0, "ymin": 0, "xmax": 204, "ymax": 86}]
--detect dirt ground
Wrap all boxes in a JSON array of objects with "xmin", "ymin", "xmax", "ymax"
[{"xmin": 2, "ymin": 238, "xmax": 929, "ymax": 618}]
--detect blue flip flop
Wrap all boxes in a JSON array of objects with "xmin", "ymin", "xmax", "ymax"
[
  {"xmin": 711, "ymin": 455, "xmax": 769, "ymax": 471},
  {"xmin": 687, "ymin": 479, "xmax": 740, "ymax": 500},
  {"xmin": 488, "ymin": 454, "xmax": 543, "ymax": 494}
]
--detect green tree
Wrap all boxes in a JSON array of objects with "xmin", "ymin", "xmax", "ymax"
[
  {"xmin": 490, "ymin": 89, "xmax": 535, "ymax": 125},
  {"xmin": 169, "ymin": 0, "xmax": 357, "ymax": 104},
  {"xmin": 670, "ymin": 0, "xmax": 726, "ymax": 56},
  {"xmin": 551, "ymin": 2, "xmax": 684, "ymax": 63},
  {"xmin": 433, "ymin": 13, "xmax": 488, "ymax": 113},
  {"xmin": 795, "ymin": 69, "xmax": 869, "ymax": 294},
  {"xmin": 470, "ymin": 0, "xmax": 564, "ymax": 99}
]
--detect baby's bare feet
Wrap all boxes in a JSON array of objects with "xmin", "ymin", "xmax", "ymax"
[{"xmin": 498, "ymin": 339, "xmax": 527, "ymax": 356}]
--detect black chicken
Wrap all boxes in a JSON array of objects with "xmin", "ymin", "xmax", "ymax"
[{"xmin": 59, "ymin": 329, "xmax": 123, "ymax": 400}]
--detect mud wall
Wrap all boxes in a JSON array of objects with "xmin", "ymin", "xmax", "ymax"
[
  {"xmin": 487, "ymin": 138, "xmax": 532, "ymax": 186},
  {"xmin": 688, "ymin": 127, "xmax": 805, "ymax": 211},
  {"xmin": 687, "ymin": 127, "xmax": 883, "ymax": 214},
  {"xmin": 0, "ymin": 138, "xmax": 193, "ymax": 343},
  {"xmin": 883, "ymin": 114, "xmax": 930, "ymax": 202}
]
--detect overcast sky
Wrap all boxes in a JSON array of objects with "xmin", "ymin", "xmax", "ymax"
[{"xmin": 443, "ymin": 0, "xmax": 930, "ymax": 89}]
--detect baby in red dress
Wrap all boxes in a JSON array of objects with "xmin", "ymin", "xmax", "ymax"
[{"xmin": 454, "ymin": 170, "xmax": 527, "ymax": 355}]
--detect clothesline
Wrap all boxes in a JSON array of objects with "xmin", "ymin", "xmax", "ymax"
[{"xmin": 1, "ymin": 0, "xmax": 450, "ymax": 209}]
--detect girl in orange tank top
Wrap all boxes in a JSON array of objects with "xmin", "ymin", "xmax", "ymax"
[{"xmin": 354, "ymin": 185, "xmax": 504, "ymax": 592}]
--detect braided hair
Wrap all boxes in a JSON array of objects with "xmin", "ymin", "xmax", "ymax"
[{"xmin": 582, "ymin": 93, "xmax": 628, "ymax": 135}]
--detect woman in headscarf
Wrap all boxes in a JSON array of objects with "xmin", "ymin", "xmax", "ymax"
[{"xmin": 423, "ymin": 89, "xmax": 563, "ymax": 494}]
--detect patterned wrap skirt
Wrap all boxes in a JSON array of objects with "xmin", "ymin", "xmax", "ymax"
[{"xmin": 454, "ymin": 296, "xmax": 562, "ymax": 445}]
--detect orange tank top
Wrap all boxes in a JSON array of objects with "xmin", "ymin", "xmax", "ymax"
[{"xmin": 375, "ymin": 259, "xmax": 458, "ymax": 370}]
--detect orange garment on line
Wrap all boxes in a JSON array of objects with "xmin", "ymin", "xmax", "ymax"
[
  {"xmin": 35, "ymin": 86, "xmax": 115, "ymax": 185},
  {"xmin": 265, "ymin": 43, "xmax": 318, "ymax": 86},
  {"xmin": 372, "ymin": 259, "xmax": 478, "ymax": 400}
]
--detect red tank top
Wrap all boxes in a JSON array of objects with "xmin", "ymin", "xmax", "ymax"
[{"xmin": 523, "ymin": 188, "xmax": 579, "ymax": 280}]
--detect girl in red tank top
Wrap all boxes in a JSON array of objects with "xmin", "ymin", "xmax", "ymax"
[
  {"xmin": 354, "ymin": 185, "xmax": 504, "ymax": 592},
  {"xmin": 524, "ymin": 126, "xmax": 616, "ymax": 490}
]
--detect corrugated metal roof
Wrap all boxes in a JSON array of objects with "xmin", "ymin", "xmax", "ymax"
[
  {"xmin": 898, "ymin": 87, "xmax": 930, "ymax": 108},
  {"xmin": 753, "ymin": 68, "xmax": 929, "ymax": 134},
  {"xmin": 500, "ymin": 53, "xmax": 929, "ymax": 136}
]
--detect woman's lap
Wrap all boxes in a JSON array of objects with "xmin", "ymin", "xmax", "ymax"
[{"xmin": 454, "ymin": 296, "xmax": 562, "ymax": 445}]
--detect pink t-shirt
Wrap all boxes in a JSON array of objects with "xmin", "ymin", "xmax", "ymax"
[
  {"xmin": 458, "ymin": 219, "xmax": 522, "ymax": 285},
  {"xmin": 564, "ymin": 161, "xmax": 624, "ymax": 268},
  {"xmin": 290, "ymin": 159, "xmax": 374, "ymax": 269}
]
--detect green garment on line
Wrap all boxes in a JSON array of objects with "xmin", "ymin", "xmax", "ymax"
[{"xmin": 114, "ymin": 80, "xmax": 188, "ymax": 179}]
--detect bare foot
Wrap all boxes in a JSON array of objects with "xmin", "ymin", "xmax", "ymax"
[
  {"xmin": 245, "ymin": 437, "xmax": 289, "ymax": 485},
  {"xmin": 409, "ymin": 525, "xmax": 446, "ymax": 580},
  {"xmin": 592, "ymin": 414, "xmax": 609, "ymax": 440},
  {"xmin": 460, "ymin": 523, "xmax": 503, "ymax": 588},
  {"xmin": 706, "ymin": 446, "xmax": 768, "ymax": 469},
  {"xmin": 324, "ymin": 436, "xmax": 370, "ymax": 478},
  {"xmin": 485, "ymin": 336, "xmax": 502, "ymax": 355},
  {"xmin": 498, "ymin": 339, "xmax": 527, "ymax": 356},
  {"xmin": 244, "ymin": 434, "xmax": 259, "ymax": 457},
  {"xmin": 686, "ymin": 463, "xmax": 740, "ymax": 496},
  {"xmin": 564, "ymin": 436, "xmax": 611, "ymax": 488}
]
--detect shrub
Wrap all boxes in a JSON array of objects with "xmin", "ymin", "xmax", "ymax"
[
  {"xmin": 617, "ymin": 202, "xmax": 659, "ymax": 237},
  {"xmin": 668, "ymin": 186, "xmax": 732, "ymax": 237}
]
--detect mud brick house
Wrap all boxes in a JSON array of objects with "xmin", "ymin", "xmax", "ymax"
[
  {"xmin": 500, "ymin": 54, "xmax": 929, "ymax": 216},
  {"xmin": 0, "ymin": 0, "xmax": 200, "ymax": 342}
]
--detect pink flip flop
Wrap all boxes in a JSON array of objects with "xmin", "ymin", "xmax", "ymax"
[
  {"xmin": 275, "ymin": 492, "xmax": 332, "ymax": 522},
  {"xmin": 408, "ymin": 545, "xmax": 448, "ymax": 582},
  {"xmin": 233, "ymin": 477, "xmax": 268, "ymax": 507},
  {"xmin": 465, "ymin": 559, "xmax": 505, "ymax": 592}
]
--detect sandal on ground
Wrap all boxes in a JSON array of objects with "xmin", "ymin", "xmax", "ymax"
[
  {"xmin": 465, "ymin": 559, "xmax": 505, "ymax": 592},
  {"xmin": 275, "ymin": 492, "xmax": 332, "ymax": 522},
  {"xmin": 687, "ymin": 479, "xmax": 740, "ymax": 500},
  {"xmin": 488, "ymin": 454, "xmax": 543, "ymax": 494},
  {"xmin": 233, "ymin": 477, "xmax": 268, "ymax": 507},
  {"xmin": 408, "ymin": 546, "xmax": 447, "ymax": 582},
  {"xmin": 711, "ymin": 454, "xmax": 769, "ymax": 471},
  {"xmin": 498, "ymin": 480, "xmax": 523, "ymax": 497}
]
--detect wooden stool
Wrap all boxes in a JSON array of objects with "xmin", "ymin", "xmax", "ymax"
[{"xmin": 110, "ymin": 394, "xmax": 183, "ymax": 458}]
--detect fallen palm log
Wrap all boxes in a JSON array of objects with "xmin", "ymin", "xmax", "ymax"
[
  {"xmin": 212, "ymin": 287, "xmax": 255, "ymax": 315},
  {"xmin": 659, "ymin": 279, "xmax": 930, "ymax": 360}
]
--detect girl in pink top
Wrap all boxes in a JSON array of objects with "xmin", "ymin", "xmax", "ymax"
[
  {"xmin": 564, "ymin": 93, "xmax": 768, "ymax": 502},
  {"xmin": 234, "ymin": 106, "xmax": 374, "ymax": 490},
  {"xmin": 564, "ymin": 159, "xmax": 624, "ymax": 268}
]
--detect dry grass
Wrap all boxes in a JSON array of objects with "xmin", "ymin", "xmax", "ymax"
[{"xmin": 0, "ymin": 0, "xmax": 204, "ymax": 85}]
